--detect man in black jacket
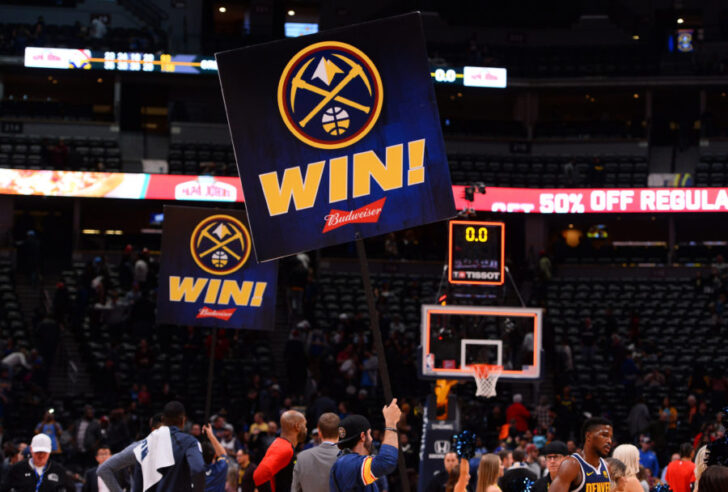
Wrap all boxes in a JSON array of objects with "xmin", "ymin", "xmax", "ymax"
[
  {"xmin": 425, "ymin": 451, "xmax": 459, "ymax": 492},
  {"xmin": 498, "ymin": 449, "xmax": 538, "ymax": 492},
  {"xmin": 82, "ymin": 445, "xmax": 111, "ymax": 492},
  {"xmin": 532, "ymin": 441, "xmax": 569, "ymax": 492},
  {"xmin": 1, "ymin": 434, "xmax": 75, "ymax": 492}
]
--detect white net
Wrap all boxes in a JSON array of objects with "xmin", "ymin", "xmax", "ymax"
[{"xmin": 472, "ymin": 364, "xmax": 502, "ymax": 398}]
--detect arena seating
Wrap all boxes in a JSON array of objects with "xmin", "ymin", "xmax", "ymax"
[
  {"xmin": 0, "ymin": 260, "xmax": 27, "ymax": 350},
  {"xmin": 167, "ymin": 142, "xmax": 238, "ymax": 177},
  {"xmin": 0, "ymin": 135, "xmax": 121, "ymax": 171},
  {"xmin": 448, "ymin": 153, "xmax": 648, "ymax": 188},
  {"xmin": 545, "ymin": 274, "xmax": 723, "ymax": 446},
  {"xmin": 313, "ymin": 270, "xmax": 440, "ymax": 333},
  {"xmin": 695, "ymin": 154, "xmax": 728, "ymax": 187},
  {"xmin": 429, "ymin": 43, "xmax": 661, "ymax": 78},
  {"xmin": 63, "ymin": 261, "xmax": 274, "ymax": 422},
  {"xmin": 0, "ymin": 23, "xmax": 167, "ymax": 55}
]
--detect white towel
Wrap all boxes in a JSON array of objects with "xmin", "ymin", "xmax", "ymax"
[
  {"xmin": 133, "ymin": 426, "xmax": 176, "ymax": 491},
  {"xmin": 98, "ymin": 476, "xmax": 110, "ymax": 492}
]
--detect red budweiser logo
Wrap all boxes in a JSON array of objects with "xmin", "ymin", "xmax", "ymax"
[
  {"xmin": 322, "ymin": 198, "xmax": 386, "ymax": 233},
  {"xmin": 196, "ymin": 307, "xmax": 236, "ymax": 321}
]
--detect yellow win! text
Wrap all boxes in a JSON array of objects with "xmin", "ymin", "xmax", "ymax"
[
  {"xmin": 169, "ymin": 276, "xmax": 267, "ymax": 307},
  {"xmin": 258, "ymin": 138, "xmax": 427, "ymax": 216}
]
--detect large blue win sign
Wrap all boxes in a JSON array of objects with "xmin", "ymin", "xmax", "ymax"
[{"xmin": 216, "ymin": 13, "xmax": 455, "ymax": 262}]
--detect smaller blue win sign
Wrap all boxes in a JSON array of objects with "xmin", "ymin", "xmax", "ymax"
[{"xmin": 156, "ymin": 206, "xmax": 277, "ymax": 330}]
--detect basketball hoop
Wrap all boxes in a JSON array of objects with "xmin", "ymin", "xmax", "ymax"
[{"xmin": 471, "ymin": 364, "xmax": 502, "ymax": 398}]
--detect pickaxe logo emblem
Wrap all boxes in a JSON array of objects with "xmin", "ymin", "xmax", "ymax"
[
  {"xmin": 278, "ymin": 41, "xmax": 383, "ymax": 150},
  {"xmin": 189, "ymin": 214, "xmax": 252, "ymax": 275}
]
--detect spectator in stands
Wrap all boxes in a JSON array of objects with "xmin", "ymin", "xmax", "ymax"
[
  {"xmin": 532, "ymin": 441, "xmax": 568, "ymax": 492},
  {"xmin": 688, "ymin": 364, "xmax": 710, "ymax": 397},
  {"xmin": 709, "ymin": 368, "xmax": 728, "ymax": 411},
  {"xmin": 90, "ymin": 17, "xmax": 107, "ymax": 40},
  {"xmin": 70, "ymin": 405, "xmax": 101, "ymax": 467},
  {"xmin": 538, "ymin": 251, "xmax": 552, "ymax": 282},
  {"xmin": 554, "ymin": 387, "xmax": 576, "ymax": 441},
  {"xmin": 691, "ymin": 401, "xmax": 710, "ymax": 438},
  {"xmin": 134, "ymin": 339, "xmax": 154, "ymax": 384},
  {"xmin": 638, "ymin": 436, "xmax": 659, "ymax": 479},
  {"xmin": 1, "ymin": 348, "xmax": 31, "ymax": 376},
  {"xmin": 660, "ymin": 397, "xmax": 678, "ymax": 435},
  {"xmin": 1, "ymin": 433, "xmax": 75, "ymax": 491},
  {"xmin": 475, "ymin": 453, "xmax": 502, "ymax": 492},
  {"xmin": 524, "ymin": 444, "xmax": 540, "ymax": 477},
  {"xmin": 499, "ymin": 449, "xmax": 537, "ymax": 492},
  {"xmin": 291, "ymin": 412, "xmax": 339, "ymax": 492},
  {"xmin": 426, "ymin": 451, "xmax": 459, "ymax": 492},
  {"xmin": 606, "ymin": 457, "xmax": 627, "ymax": 491},
  {"xmin": 202, "ymin": 424, "xmax": 228, "ymax": 492},
  {"xmin": 505, "ymin": 394, "xmax": 531, "ymax": 433},
  {"xmin": 49, "ymin": 139, "xmax": 69, "ymax": 170},
  {"xmin": 533, "ymin": 396, "xmax": 551, "ymax": 432},
  {"xmin": 642, "ymin": 368, "xmax": 665, "ymax": 388},
  {"xmin": 627, "ymin": 398, "xmax": 650, "ymax": 441},
  {"xmin": 249, "ymin": 412, "xmax": 268, "ymax": 435},
  {"xmin": 134, "ymin": 250, "xmax": 149, "ymax": 291},
  {"xmin": 235, "ymin": 448, "xmax": 252, "ymax": 490},
  {"xmin": 219, "ymin": 424, "xmax": 242, "ymax": 456},
  {"xmin": 665, "ymin": 443, "xmax": 695, "ymax": 492},
  {"xmin": 81, "ymin": 445, "xmax": 111, "ymax": 492},
  {"xmin": 253, "ymin": 410, "xmax": 306, "ymax": 492},
  {"xmin": 698, "ymin": 466, "xmax": 728, "ymax": 492},
  {"xmin": 612, "ymin": 444, "xmax": 645, "ymax": 492},
  {"xmin": 400, "ymin": 433, "xmax": 417, "ymax": 471},
  {"xmin": 694, "ymin": 445, "xmax": 708, "ymax": 492},
  {"xmin": 35, "ymin": 410, "xmax": 63, "ymax": 455},
  {"xmin": 210, "ymin": 415, "xmax": 226, "ymax": 440}
]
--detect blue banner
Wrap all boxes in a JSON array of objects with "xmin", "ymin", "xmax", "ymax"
[
  {"xmin": 156, "ymin": 206, "xmax": 277, "ymax": 329},
  {"xmin": 216, "ymin": 13, "xmax": 455, "ymax": 261}
]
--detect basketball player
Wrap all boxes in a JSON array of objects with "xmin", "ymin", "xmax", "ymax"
[{"xmin": 549, "ymin": 417, "xmax": 613, "ymax": 492}]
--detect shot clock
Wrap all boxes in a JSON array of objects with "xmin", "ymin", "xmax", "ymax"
[{"xmin": 448, "ymin": 220, "xmax": 505, "ymax": 285}]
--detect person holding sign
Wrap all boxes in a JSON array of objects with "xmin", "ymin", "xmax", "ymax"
[{"xmin": 329, "ymin": 399, "xmax": 402, "ymax": 492}]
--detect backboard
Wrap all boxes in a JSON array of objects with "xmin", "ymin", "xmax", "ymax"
[{"xmin": 420, "ymin": 304, "xmax": 542, "ymax": 381}]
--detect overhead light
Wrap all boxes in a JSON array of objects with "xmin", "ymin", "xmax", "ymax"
[
  {"xmin": 82, "ymin": 229, "xmax": 100, "ymax": 235},
  {"xmin": 632, "ymin": 34, "xmax": 639, "ymax": 40},
  {"xmin": 218, "ymin": 6, "xmax": 226, "ymax": 13},
  {"xmin": 633, "ymin": 93, "xmax": 639, "ymax": 99},
  {"xmin": 287, "ymin": 9, "xmax": 295, "ymax": 16},
  {"xmin": 677, "ymin": 17, "xmax": 684, "ymax": 24}
]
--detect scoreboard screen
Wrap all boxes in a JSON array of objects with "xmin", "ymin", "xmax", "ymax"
[{"xmin": 448, "ymin": 220, "xmax": 505, "ymax": 285}]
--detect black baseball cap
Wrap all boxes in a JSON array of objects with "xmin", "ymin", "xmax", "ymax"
[
  {"xmin": 542, "ymin": 441, "xmax": 569, "ymax": 456},
  {"xmin": 337, "ymin": 415, "xmax": 372, "ymax": 449}
]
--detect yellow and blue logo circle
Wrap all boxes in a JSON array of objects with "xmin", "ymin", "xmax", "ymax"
[
  {"xmin": 277, "ymin": 41, "xmax": 383, "ymax": 150},
  {"xmin": 189, "ymin": 214, "xmax": 251, "ymax": 275}
]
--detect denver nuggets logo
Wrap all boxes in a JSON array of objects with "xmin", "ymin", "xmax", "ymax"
[
  {"xmin": 278, "ymin": 41, "xmax": 383, "ymax": 149},
  {"xmin": 189, "ymin": 215, "xmax": 252, "ymax": 275}
]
